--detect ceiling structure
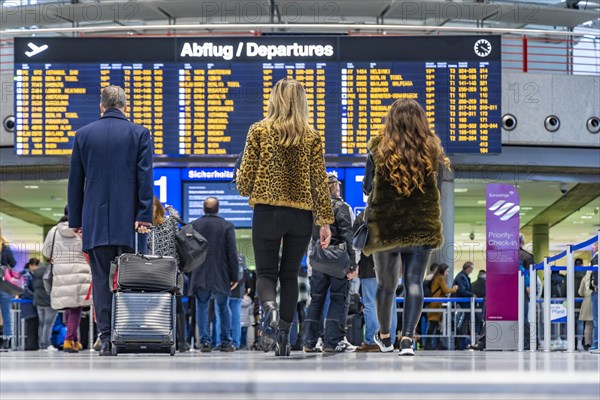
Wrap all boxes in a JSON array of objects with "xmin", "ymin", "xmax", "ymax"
[{"xmin": 0, "ymin": 0, "xmax": 598, "ymax": 33}]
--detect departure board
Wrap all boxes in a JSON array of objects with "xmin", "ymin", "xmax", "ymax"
[{"xmin": 13, "ymin": 36, "xmax": 501, "ymax": 156}]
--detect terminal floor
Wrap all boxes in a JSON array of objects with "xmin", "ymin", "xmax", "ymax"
[{"xmin": 1, "ymin": 350, "xmax": 599, "ymax": 400}]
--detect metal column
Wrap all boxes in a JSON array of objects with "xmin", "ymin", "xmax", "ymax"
[
  {"xmin": 566, "ymin": 245, "xmax": 575, "ymax": 352},
  {"xmin": 518, "ymin": 271, "xmax": 525, "ymax": 352},
  {"xmin": 529, "ymin": 263, "xmax": 537, "ymax": 352},
  {"xmin": 543, "ymin": 257, "xmax": 551, "ymax": 352}
]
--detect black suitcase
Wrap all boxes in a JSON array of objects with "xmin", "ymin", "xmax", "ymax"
[
  {"xmin": 345, "ymin": 313, "xmax": 364, "ymax": 346},
  {"xmin": 109, "ymin": 231, "xmax": 181, "ymax": 294},
  {"xmin": 111, "ymin": 291, "xmax": 176, "ymax": 356}
]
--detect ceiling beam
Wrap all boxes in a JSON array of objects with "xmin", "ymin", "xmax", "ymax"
[
  {"xmin": 522, "ymin": 183, "xmax": 600, "ymax": 230},
  {"xmin": 0, "ymin": 197, "xmax": 57, "ymax": 227}
]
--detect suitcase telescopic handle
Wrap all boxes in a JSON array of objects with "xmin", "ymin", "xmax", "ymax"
[{"xmin": 135, "ymin": 226, "xmax": 155, "ymax": 254}]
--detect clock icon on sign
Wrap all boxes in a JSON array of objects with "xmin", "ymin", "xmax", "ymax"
[{"xmin": 474, "ymin": 39, "xmax": 492, "ymax": 57}]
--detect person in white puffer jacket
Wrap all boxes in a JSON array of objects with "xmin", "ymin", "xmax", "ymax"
[{"xmin": 42, "ymin": 206, "xmax": 92, "ymax": 353}]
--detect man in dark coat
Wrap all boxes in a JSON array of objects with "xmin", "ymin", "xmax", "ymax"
[
  {"xmin": 190, "ymin": 197, "xmax": 239, "ymax": 352},
  {"xmin": 67, "ymin": 86, "xmax": 154, "ymax": 356},
  {"xmin": 453, "ymin": 261, "xmax": 475, "ymax": 350}
]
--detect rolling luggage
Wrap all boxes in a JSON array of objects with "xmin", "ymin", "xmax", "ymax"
[
  {"xmin": 111, "ymin": 291, "xmax": 176, "ymax": 356},
  {"xmin": 109, "ymin": 231, "xmax": 181, "ymax": 294},
  {"xmin": 109, "ymin": 230, "xmax": 177, "ymax": 356}
]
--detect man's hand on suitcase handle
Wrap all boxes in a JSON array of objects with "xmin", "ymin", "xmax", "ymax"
[{"xmin": 135, "ymin": 221, "xmax": 152, "ymax": 234}]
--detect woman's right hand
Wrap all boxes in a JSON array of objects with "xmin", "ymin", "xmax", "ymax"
[{"xmin": 319, "ymin": 224, "xmax": 331, "ymax": 249}]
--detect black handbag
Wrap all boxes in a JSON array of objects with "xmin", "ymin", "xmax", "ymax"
[
  {"xmin": 175, "ymin": 224, "xmax": 209, "ymax": 273},
  {"xmin": 309, "ymin": 242, "xmax": 351, "ymax": 280},
  {"xmin": 353, "ymin": 212, "xmax": 369, "ymax": 251}
]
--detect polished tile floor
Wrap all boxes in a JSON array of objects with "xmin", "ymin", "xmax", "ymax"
[{"xmin": 1, "ymin": 350, "xmax": 599, "ymax": 400}]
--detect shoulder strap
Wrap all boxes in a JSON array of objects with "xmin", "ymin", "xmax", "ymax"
[
  {"xmin": 49, "ymin": 228, "xmax": 59, "ymax": 262},
  {"xmin": 431, "ymin": 277, "xmax": 443, "ymax": 297}
]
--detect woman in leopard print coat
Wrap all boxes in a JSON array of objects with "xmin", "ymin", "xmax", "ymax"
[{"xmin": 237, "ymin": 78, "xmax": 334, "ymax": 356}]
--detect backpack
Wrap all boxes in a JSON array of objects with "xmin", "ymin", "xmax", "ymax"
[{"xmin": 174, "ymin": 224, "xmax": 209, "ymax": 273}]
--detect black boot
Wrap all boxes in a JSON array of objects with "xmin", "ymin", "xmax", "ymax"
[
  {"xmin": 261, "ymin": 301, "xmax": 279, "ymax": 353},
  {"xmin": 0, "ymin": 337, "xmax": 11, "ymax": 352},
  {"xmin": 176, "ymin": 313, "xmax": 190, "ymax": 352},
  {"xmin": 275, "ymin": 320, "xmax": 291, "ymax": 357}
]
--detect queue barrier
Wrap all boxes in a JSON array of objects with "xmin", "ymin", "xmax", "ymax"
[
  {"xmin": 519, "ymin": 230, "xmax": 599, "ymax": 353},
  {"xmin": 395, "ymin": 297, "xmax": 484, "ymax": 349}
]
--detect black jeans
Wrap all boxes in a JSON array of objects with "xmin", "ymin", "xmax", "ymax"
[
  {"xmin": 373, "ymin": 246, "xmax": 433, "ymax": 339},
  {"xmin": 87, "ymin": 245, "xmax": 133, "ymax": 343},
  {"xmin": 252, "ymin": 205, "xmax": 313, "ymax": 325},
  {"xmin": 303, "ymin": 271, "xmax": 350, "ymax": 348}
]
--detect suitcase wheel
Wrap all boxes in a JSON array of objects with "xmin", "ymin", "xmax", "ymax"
[
  {"xmin": 170, "ymin": 346, "xmax": 176, "ymax": 356},
  {"xmin": 111, "ymin": 346, "xmax": 118, "ymax": 356}
]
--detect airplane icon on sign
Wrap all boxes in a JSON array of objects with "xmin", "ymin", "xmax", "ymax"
[{"xmin": 25, "ymin": 42, "xmax": 48, "ymax": 58}]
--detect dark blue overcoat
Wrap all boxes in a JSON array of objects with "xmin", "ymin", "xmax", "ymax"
[{"xmin": 68, "ymin": 108, "xmax": 153, "ymax": 251}]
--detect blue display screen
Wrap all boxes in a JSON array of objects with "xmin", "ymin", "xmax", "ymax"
[
  {"xmin": 14, "ymin": 36, "xmax": 501, "ymax": 157},
  {"xmin": 182, "ymin": 181, "xmax": 252, "ymax": 228}
]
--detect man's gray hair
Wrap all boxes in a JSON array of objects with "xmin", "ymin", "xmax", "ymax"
[{"xmin": 101, "ymin": 85, "xmax": 127, "ymax": 109}]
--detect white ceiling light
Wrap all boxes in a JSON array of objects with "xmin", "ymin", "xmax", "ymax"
[
  {"xmin": 454, "ymin": 188, "xmax": 468, "ymax": 193},
  {"xmin": 52, "ymin": 213, "xmax": 63, "ymax": 217},
  {"xmin": 581, "ymin": 216, "xmax": 593, "ymax": 219},
  {"xmin": 477, "ymin": 200, "xmax": 486, "ymax": 205},
  {"xmin": 39, "ymin": 208, "xmax": 52, "ymax": 211},
  {"xmin": 24, "ymin": 185, "xmax": 39, "ymax": 189}
]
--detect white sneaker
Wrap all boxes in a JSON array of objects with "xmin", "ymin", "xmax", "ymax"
[
  {"xmin": 46, "ymin": 345, "xmax": 58, "ymax": 352},
  {"xmin": 340, "ymin": 337, "xmax": 357, "ymax": 353},
  {"xmin": 373, "ymin": 330, "xmax": 394, "ymax": 353},
  {"xmin": 315, "ymin": 338, "xmax": 324, "ymax": 352}
]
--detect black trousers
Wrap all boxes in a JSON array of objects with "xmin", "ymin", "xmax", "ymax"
[
  {"xmin": 252, "ymin": 205, "xmax": 313, "ymax": 325},
  {"xmin": 373, "ymin": 246, "xmax": 433, "ymax": 339},
  {"xmin": 87, "ymin": 245, "xmax": 133, "ymax": 343}
]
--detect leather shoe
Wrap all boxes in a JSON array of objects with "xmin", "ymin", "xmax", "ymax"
[{"xmin": 99, "ymin": 341, "xmax": 115, "ymax": 357}]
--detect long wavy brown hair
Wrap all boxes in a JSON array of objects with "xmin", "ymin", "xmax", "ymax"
[
  {"xmin": 373, "ymin": 99, "xmax": 450, "ymax": 197},
  {"xmin": 153, "ymin": 196, "xmax": 165, "ymax": 226}
]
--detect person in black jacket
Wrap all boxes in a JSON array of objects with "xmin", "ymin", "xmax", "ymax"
[
  {"xmin": 304, "ymin": 173, "xmax": 357, "ymax": 353},
  {"xmin": 190, "ymin": 197, "xmax": 239, "ymax": 353},
  {"xmin": 453, "ymin": 261, "xmax": 475, "ymax": 350},
  {"xmin": 33, "ymin": 262, "xmax": 58, "ymax": 351}
]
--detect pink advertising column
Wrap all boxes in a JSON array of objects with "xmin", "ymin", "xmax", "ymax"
[{"xmin": 486, "ymin": 184, "xmax": 520, "ymax": 350}]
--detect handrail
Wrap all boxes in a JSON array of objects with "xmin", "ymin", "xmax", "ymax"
[
  {"xmin": 2, "ymin": 23, "xmax": 600, "ymax": 38},
  {"xmin": 534, "ymin": 265, "xmax": 598, "ymax": 271},
  {"xmin": 396, "ymin": 297, "xmax": 485, "ymax": 304}
]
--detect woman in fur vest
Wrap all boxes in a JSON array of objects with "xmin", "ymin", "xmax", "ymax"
[
  {"xmin": 42, "ymin": 206, "xmax": 92, "ymax": 353},
  {"xmin": 362, "ymin": 99, "xmax": 450, "ymax": 356}
]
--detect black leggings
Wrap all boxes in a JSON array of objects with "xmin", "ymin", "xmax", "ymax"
[
  {"xmin": 373, "ymin": 246, "xmax": 433, "ymax": 338},
  {"xmin": 252, "ymin": 205, "xmax": 313, "ymax": 325}
]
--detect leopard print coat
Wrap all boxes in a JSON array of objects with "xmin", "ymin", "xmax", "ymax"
[{"xmin": 237, "ymin": 121, "xmax": 334, "ymax": 226}]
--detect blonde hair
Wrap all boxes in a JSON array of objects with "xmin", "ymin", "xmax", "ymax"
[
  {"xmin": 265, "ymin": 78, "xmax": 311, "ymax": 147},
  {"xmin": 374, "ymin": 99, "xmax": 450, "ymax": 197}
]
